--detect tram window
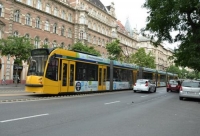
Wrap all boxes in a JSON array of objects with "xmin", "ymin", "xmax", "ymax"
[
  {"xmin": 75, "ymin": 62, "xmax": 98, "ymax": 81},
  {"xmin": 70, "ymin": 64, "xmax": 74, "ymax": 86},
  {"xmin": 45, "ymin": 57, "xmax": 58, "ymax": 81},
  {"xmin": 107, "ymin": 67, "xmax": 110, "ymax": 81},
  {"xmin": 62, "ymin": 64, "xmax": 67, "ymax": 86}
]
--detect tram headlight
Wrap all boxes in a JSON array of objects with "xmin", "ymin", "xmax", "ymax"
[{"xmin": 39, "ymin": 78, "xmax": 43, "ymax": 84}]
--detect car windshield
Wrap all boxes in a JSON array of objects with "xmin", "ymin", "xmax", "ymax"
[
  {"xmin": 169, "ymin": 80, "xmax": 178, "ymax": 85},
  {"xmin": 27, "ymin": 55, "xmax": 48, "ymax": 76},
  {"xmin": 136, "ymin": 80, "xmax": 147, "ymax": 84},
  {"xmin": 182, "ymin": 81, "xmax": 200, "ymax": 88}
]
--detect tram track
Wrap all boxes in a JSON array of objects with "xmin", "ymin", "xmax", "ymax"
[{"xmin": 0, "ymin": 90, "xmax": 130, "ymax": 103}]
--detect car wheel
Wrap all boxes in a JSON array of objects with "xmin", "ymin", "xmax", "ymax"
[
  {"xmin": 179, "ymin": 97, "xmax": 183, "ymax": 100},
  {"xmin": 154, "ymin": 87, "xmax": 156, "ymax": 93},
  {"xmin": 167, "ymin": 89, "xmax": 170, "ymax": 92},
  {"xmin": 148, "ymin": 88, "xmax": 151, "ymax": 93},
  {"xmin": 133, "ymin": 90, "xmax": 137, "ymax": 93}
]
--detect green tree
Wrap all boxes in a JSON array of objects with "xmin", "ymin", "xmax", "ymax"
[
  {"xmin": 142, "ymin": 0, "xmax": 200, "ymax": 71},
  {"xmin": 106, "ymin": 39, "xmax": 122, "ymax": 61},
  {"xmin": 130, "ymin": 48, "xmax": 156, "ymax": 68},
  {"xmin": 166, "ymin": 65, "xmax": 181, "ymax": 77},
  {"xmin": 0, "ymin": 36, "xmax": 34, "ymax": 65},
  {"xmin": 71, "ymin": 42, "xmax": 101, "ymax": 56}
]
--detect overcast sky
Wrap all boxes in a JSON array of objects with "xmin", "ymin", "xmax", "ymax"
[
  {"xmin": 100, "ymin": 0, "xmax": 177, "ymax": 49},
  {"xmin": 100, "ymin": 0, "xmax": 148, "ymax": 32}
]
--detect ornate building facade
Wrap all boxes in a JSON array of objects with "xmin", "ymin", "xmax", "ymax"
[{"xmin": 0, "ymin": 0, "xmax": 174, "ymax": 84}]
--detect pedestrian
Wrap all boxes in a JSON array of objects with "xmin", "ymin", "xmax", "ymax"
[{"xmin": 1, "ymin": 75, "xmax": 7, "ymax": 85}]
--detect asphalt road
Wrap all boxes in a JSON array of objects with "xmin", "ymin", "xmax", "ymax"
[{"xmin": 0, "ymin": 88, "xmax": 200, "ymax": 136}]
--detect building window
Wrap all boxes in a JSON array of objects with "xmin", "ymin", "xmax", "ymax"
[
  {"xmin": 25, "ymin": 33, "xmax": 29, "ymax": 39},
  {"xmin": 53, "ymin": 23, "xmax": 57, "ymax": 34},
  {"xmin": 80, "ymin": 16, "xmax": 85, "ymax": 24},
  {"xmin": 25, "ymin": 13, "xmax": 31, "ymax": 26},
  {"xmin": 35, "ymin": 17, "xmax": 40, "ymax": 28},
  {"xmin": 68, "ymin": 13, "xmax": 72, "ymax": 22},
  {"xmin": 27, "ymin": 0, "xmax": 33, "ymax": 6},
  {"xmin": 88, "ymin": 34, "xmax": 91, "ymax": 43},
  {"xmin": 60, "ymin": 42, "xmax": 64, "ymax": 48},
  {"xmin": 52, "ymin": 40, "xmax": 57, "ymax": 48},
  {"xmin": 93, "ymin": 23, "xmax": 96, "ymax": 31},
  {"xmin": 14, "ymin": 10, "xmax": 20, "ymax": 22},
  {"xmin": 0, "ymin": 4, "xmax": 3, "ymax": 17},
  {"xmin": 54, "ymin": 7, "xmax": 58, "ymax": 16},
  {"xmin": 34, "ymin": 36, "xmax": 40, "ymax": 48},
  {"xmin": 46, "ymin": 4, "xmax": 50, "ymax": 13},
  {"xmin": 61, "ymin": 26, "xmax": 65, "ymax": 36},
  {"xmin": 62, "ymin": 10, "xmax": 66, "ymax": 20},
  {"xmin": 44, "ymin": 38, "xmax": 48, "ymax": 46},
  {"xmin": 68, "ymin": 28, "xmax": 72, "ymax": 38},
  {"xmin": 45, "ymin": 20, "xmax": 49, "ymax": 31},
  {"xmin": 93, "ymin": 36, "xmax": 96, "ymax": 44},
  {"xmin": 13, "ymin": 31, "xmax": 18, "ymax": 37},
  {"xmin": 37, "ymin": 0, "xmax": 42, "ymax": 10},
  {"xmin": 79, "ymin": 31, "xmax": 83, "ymax": 39}
]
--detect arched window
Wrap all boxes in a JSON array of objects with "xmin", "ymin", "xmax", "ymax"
[
  {"xmin": 62, "ymin": 10, "xmax": 66, "ymax": 20},
  {"xmin": 46, "ymin": 4, "xmax": 50, "ymax": 13},
  {"xmin": 14, "ymin": 10, "xmax": 20, "ymax": 22},
  {"xmin": 35, "ymin": 17, "xmax": 40, "ymax": 28},
  {"xmin": 37, "ymin": 0, "xmax": 42, "ymax": 10},
  {"xmin": 13, "ymin": 31, "xmax": 18, "ymax": 37},
  {"xmin": 54, "ymin": 7, "xmax": 58, "ymax": 16},
  {"xmin": 61, "ymin": 26, "xmax": 65, "ymax": 36},
  {"xmin": 53, "ymin": 23, "xmax": 57, "ymax": 34},
  {"xmin": 34, "ymin": 36, "xmax": 40, "ymax": 48},
  {"xmin": 79, "ymin": 31, "xmax": 83, "ymax": 39},
  {"xmin": 60, "ymin": 42, "xmax": 64, "ymax": 48},
  {"xmin": 68, "ymin": 13, "xmax": 72, "ymax": 22},
  {"xmin": 98, "ymin": 38, "xmax": 101, "ymax": 46},
  {"xmin": 25, "ymin": 13, "xmax": 31, "ymax": 26},
  {"xmin": 80, "ymin": 16, "xmax": 85, "ymax": 24},
  {"xmin": 45, "ymin": 20, "xmax": 49, "ymax": 31},
  {"xmin": 52, "ymin": 40, "xmax": 57, "ymax": 48},
  {"xmin": 44, "ymin": 38, "xmax": 48, "ymax": 46},
  {"xmin": 68, "ymin": 28, "xmax": 72, "ymax": 38},
  {"xmin": 25, "ymin": 33, "xmax": 29, "ymax": 39}
]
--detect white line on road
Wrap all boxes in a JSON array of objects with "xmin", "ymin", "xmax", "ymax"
[
  {"xmin": 141, "ymin": 95, "xmax": 149, "ymax": 97},
  {"xmin": 0, "ymin": 113, "xmax": 49, "ymax": 123},
  {"xmin": 105, "ymin": 101, "xmax": 120, "ymax": 105}
]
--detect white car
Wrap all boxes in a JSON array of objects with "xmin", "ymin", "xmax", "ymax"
[
  {"xmin": 179, "ymin": 80, "xmax": 200, "ymax": 100},
  {"xmin": 133, "ymin": 79, "xmax": 156, "ymax": 93}
]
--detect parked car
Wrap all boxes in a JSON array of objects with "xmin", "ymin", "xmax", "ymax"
[
  {"xmin": 167, "ymin": 80, "xmax": 181, "ymax": 92},
  {"xmin": 133, "ymin": 79, "xmax": 156, "ymax": 93},
  {"xmin": 179, "ymin": 80, "xmax": 200, "ymax": 100}
]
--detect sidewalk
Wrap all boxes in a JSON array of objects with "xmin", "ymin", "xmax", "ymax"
[{"xmin": 0, "ymin": 83, "xmax": 25, "ymax": 89}]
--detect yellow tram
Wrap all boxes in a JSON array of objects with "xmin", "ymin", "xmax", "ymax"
[{"xmin": 25, "ymin": 48, "xmax": 139, "ymax": 94}]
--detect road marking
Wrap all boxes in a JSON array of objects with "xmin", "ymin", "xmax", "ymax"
[
  {"xmin": 0, "ymin": 113, "xmax": 49, "ymax": 123},
  {"xmin": 105, "ymin": 101, "xmax": 120, "ymax": 105},
  {"xmin": 141, "ymin": 95, "xmax": 149, "ymax": 97}
]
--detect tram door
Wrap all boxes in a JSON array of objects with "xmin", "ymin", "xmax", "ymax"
[
  {"xmin": 60, "ymin": 60, "xmax": 75, "ymax": 93},
  {"xmin": 98, "ymin": 65, "xmax": 107, "ymax": 91}
]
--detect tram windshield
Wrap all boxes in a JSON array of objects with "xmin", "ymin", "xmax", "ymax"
[{"xmin": 27, "ymin": 55, "xmax": 48, "ymax": 76}]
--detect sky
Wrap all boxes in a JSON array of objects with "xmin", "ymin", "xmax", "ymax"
[{"xmin": 100, "ymin": 0, "xmax": 177, "ymax": 49}]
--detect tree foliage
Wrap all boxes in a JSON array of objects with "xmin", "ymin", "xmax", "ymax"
[
  {"xmin": 71, "ymin": 42, "xmax": 101, "ymax": 56},
  {"xmin": 106, "ymin": 39, "xmax": 122, "ymax": 61},
  {"xmin": 166, "ymin": 65, "xmax": 181, "ymax": 76},
  {"xmin": 0, "ymin": 36, "xmax": 34, "ymax": 65},
  {"xmin": 130, "ymin": 48, "xmax": 156, "ymax": 68},
  {"xmin": 143, "ymin": 0, "xmax": 200, "ymax": 71}
]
